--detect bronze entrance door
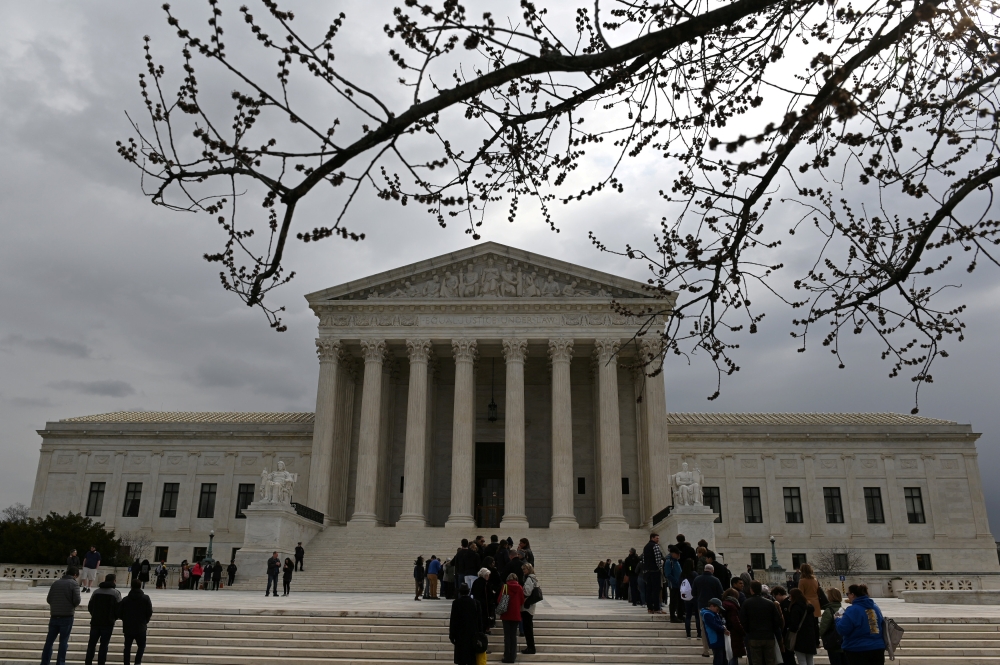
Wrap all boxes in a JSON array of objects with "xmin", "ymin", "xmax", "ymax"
[{"xmin": 475, "ymin": 442, "xmax": 504, "ymax": 528}]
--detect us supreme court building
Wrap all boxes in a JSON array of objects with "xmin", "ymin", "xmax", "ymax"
[{"xmin": 27, "ymin": 243, "xmax": 1000, "ymax": 588}]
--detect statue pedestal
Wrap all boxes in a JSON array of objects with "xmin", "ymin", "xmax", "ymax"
[
  {"xmin": 233, "ymin": 502, "xmax": 323, "ymax": 583},
  {"xmin": 654, "ymin": 505, "xmax": 717, "ymax": 551}
]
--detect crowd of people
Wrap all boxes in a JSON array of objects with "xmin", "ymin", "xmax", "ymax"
[{"xmin": 592, "ymin": 533, "xmax": 894, "ymax": 665}]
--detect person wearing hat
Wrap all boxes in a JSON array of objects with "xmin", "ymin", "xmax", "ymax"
[
  {"xmin": 85, "ymin": 573, "xmax": 121, "ymax": 665},
  {"xmin": 700, "ymin": 597, "xmax": 730, "ymax": 665}
]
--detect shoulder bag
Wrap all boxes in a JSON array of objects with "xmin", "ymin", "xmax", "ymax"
[
  {"xmin": 786, "ymin": 606, "xmax": 809, "ymax": 652},
  {"xmin": 496, "ymin": 584, "xmax": 511, "ymax": 615}
]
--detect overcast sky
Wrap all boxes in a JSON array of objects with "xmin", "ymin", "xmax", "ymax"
[{"xmin": 2, "ymin": 2, "xmax": 998, "ymax": 536}]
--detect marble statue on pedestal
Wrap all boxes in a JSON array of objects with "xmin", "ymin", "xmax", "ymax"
[
  {"xmin": 258, "ymin": 460, "xmax": 298, "ymax": 505},
  {"xmin": 672, "ymin": 462, "xmax": 703, "ymax": 507}
]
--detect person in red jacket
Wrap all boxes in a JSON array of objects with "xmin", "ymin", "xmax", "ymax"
[{"xmin": 499, "ymin": 573, "xmax": 525, "ymax": 663}]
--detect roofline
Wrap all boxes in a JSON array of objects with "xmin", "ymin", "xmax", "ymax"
[{"xmin": 303, "ymin": 241, "xmax": 661, "ymax": 302}]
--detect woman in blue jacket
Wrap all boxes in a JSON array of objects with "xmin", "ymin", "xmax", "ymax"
[{"xmin": 834, "ymin": 584, "xmax": 885, "ymax": 665}]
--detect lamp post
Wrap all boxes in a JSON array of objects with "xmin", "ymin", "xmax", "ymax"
[
  {"xmin": 205, "ymin": 530, "xmax": 215, "ymax": 566},
  {"xmin": 767, "ymin": 535, "xmax": 786, "ymax": 586}
]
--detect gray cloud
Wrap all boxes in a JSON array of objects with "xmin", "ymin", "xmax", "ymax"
[
  {"xmin": 8, "ymin": 396, "xmax": 55, "ymax": 408},
  {"xmin": 48, "ymin": 380, "xmax": 135, "ymax": 397},
  {"xmin": 1, "ymin": 334, "xmax": 91, "ymax": 359},
  {"xmin": 192, "ymin": 358, "xmax": 306, "ymax": 401}
]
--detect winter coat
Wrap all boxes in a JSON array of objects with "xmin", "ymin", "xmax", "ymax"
[
  {"xmin": 700, "ymin": 608, "xmax": 727, "ymax": 649},
  {"xmin": 835, "ymin": 594, "xmax": 885, "ymax": 653},
  {"xmin": 723, "ymin": 598, "xmax": 747, "ymax": 657},
  {"xmin": 519, "ymin": 547, "xmax": 534, "ymax": 566},
  {"xmin": 211, "ymin": 563, "xmax": 223, "ymax": 581},
  {"xmin": 118, "ymin": 588, "xmax": 153, "ymax": 635},
  {"xmin": 138, "ymin": 562, "xmax": 150, "ymax": 583},
  {"xmin": 448, "ymin": 594, "xmax": 483, "ymax": 665},
  {"xmin": 496, "ymin": 547, "xmax": 511, "ymax": 569},
  {"xmin": 819, "ymin": 600, "xmax": 844, "ymax": 654},
  {"xmin": 798, "ymin": 577, "xmax": 822, "ymax": 617},
  {"xmin": 693, "ymin": 571, "xmax": 724, "ymax": 609},
  {"xmin": 522, "ymin": 574, "xmax": 538, "ymax": 616},
  {"xmin": 266, "ymin": 557, "xmax": 281, "ymax": 576},
  {"xmin": 414, "ymin": 563, "xmax": 426, "ymax": 581},
  {"xmin": 283, "ymin": 561, "xmax": 294, "ymax": 582},
  {"xmin": 502, "ymin": 557, "xmax": 525, "ymax": 584},
  {"xmin": 664, "ymin": 557, "xmax": 682, "ymax": 589},
  {"xmin": 191, "ymin": 563, "xmax": 203, "ymax": 578},
  {"xmin": 712, "ymin": 562, "xmax": 732, "ymax": 589},
  {"xmin": 499, "ymin": 580, "xmax": 525, "ymax": 622},
  {"xmin": 740, "ymin": 593, "xmax": 783, "ymax": 641},
  {"xmin": 46, "ymin": 574, "xmax": 81, "ymax": 618},
  {"xmin": 87, "ymin": 581, "xmax": 121, "ymax": 628},
  {"xmin": 226, "ymin": 563, "xmax": 237, "ymax": 579},
  {"xmin": 66, "ymin": 555, "xmax": 80, "ymax": 568},
  {"xmin": 471, "ymin": 576, "xmax": 491, "ymax": 625},
  {"xmin": 786, "ymin": 601, "xmax": 820, "ymax": 655},
  {"xmin": 428, "ymin": 559, "xmax": 442, "ymax": 576},
  {"xmin": 594, "ymin": 565, "xmax": 609, "ymax": 579}
]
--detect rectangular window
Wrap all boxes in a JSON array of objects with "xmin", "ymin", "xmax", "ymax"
[
  {"xmin": 703, "ymin": 487, "xmax": 722, "ymax": 524},
  {"xmin": 621, "ymin": 477, "xmax": 630, "ymax": 495},
  {"xmin": 792, "ymin": 553, "xmax": 808, "ymax": 570},
  {"xmin": 122, "ymin": 482, "xmax": 142, "ymax": 517},
  {"xmin": 823, "ymin": 487, "xmax": 844, "ymax": 524},
  {"xmin": 916, "ymin": 553, "xmax": 933, "ymax": 571},
  {"xmin": 197, "ymin": 483, "xmax": 217, "ymax": 519},
  {"xmin": 577, "ymin": 477, "xmax": 586, "ymax": 495},
  {"xmin": 154, "ymin": 546, "xmax": 169, "ymax": 563},
  {"xmin": 160, "ymin": 483, "xmax": 179, "ymax": 518},
  {"xmin": 875, "ymin": 554, "xmax": 891, "ymax": 571},
  {"xmin": 834, "ymin": 553, "xmax": 849, "ymax": 571},
  {"xmin": 864, "ymin": 487, "xmax": 885, "ymax": 524},
  {"xmin": 86, "ymin": 482, "xmax": 106, "ymax": 517},
  {"xmin": 750, "ymin": 553, "xmax": 766, "ymax": 570},
  {"xmin": 905, "ymin": 487, "xmax": 926, "ymax": 524},
  {"xmin": 783, "ymin": 487, "xmax": 804, "ymax": 523},
  {"xmin": 235, "ymin": 483, "xmax": 255, "ymax": 518},
  {"xmin": 193, "ymin": 547, "xmax": 207, "ymax": 563},
  {"xmin": 743, "ymin": 487, "xmax": 763, "ymax": 523}
]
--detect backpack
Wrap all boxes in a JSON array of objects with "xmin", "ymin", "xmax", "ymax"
[
  {"xmin": 680, "ymin": 578, "xmax": 693, "ymax": 601},
  {"xmin": 821, "ymin": 613, "xmax": 843, "ymax": 651},
  {"xmin": 883, "ymin": 617, "xmax": 905, "ymax": 660}
]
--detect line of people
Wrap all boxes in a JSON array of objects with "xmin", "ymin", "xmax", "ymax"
[{"xmin": 41, "ymin": 566, "xmax": 154, "ymax": 665}]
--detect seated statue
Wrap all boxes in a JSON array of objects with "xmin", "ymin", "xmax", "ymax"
[{"xmin": 672, "ymin": 462, "xmax": 703, "ymax": 507}]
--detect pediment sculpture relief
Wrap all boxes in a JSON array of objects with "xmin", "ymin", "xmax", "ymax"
[{"xmin": 344, "ymin": 255, "xmax": 642, "ymax": 300}]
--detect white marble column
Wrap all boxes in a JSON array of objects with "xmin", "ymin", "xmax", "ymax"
[
  {"xmin": 964, "ymin": 453, "xmax": 993, "ymax": 539},
  {"xmin": 214, "ymin": 452, "xmax": 238, "ymax": 533},
  {"xmin": 882, "ymin": 454, "xmax": 909, "ymax": 539},
  {"xmin": 103, "ymin": 451, "xmax": 126, "ymax": 531},
  {"xmin": 548, "ymin": 339, "xmax": 578, "ymax": 528},
  {"xmin": 28, "ymin": 450, "xmax": 53, "ymax": 518},
  {"xmin": 763, "ymin": 454, "xmax": 782, "ymax": 536},
  {"xmin": 804, "ymin": 454, "xmax": 825, "ymax": 536},
  {"xmin": 446, "ymin": 339, "xmax": 478, "ymax": 528},
  {"xmin": 348, "ymin": 338, "xmax": 387, "ymax": 527},
  {"xmin": 398, "ymin": 339, "xmax": 432, "ymax": 527},
  {"xmin": 594, "ymin": 338, "xmax": 629, "ymax": 530},
  {"xmin": 639, "ymin": 337, "xmax": 671, "ymax": 521},
  {"xmin": 75, "ymin": 451, "xmax": 92, "ymax": 515},
  {"xmin": 724, "ymin": 454, "xmax": 742, "ymax": 538},
  {"xmin": 501, "ymin": 337, "xmax": 530, "ymax": 530},
  {"xmin": 308, "ymin": 338, "xmax": 341, "ymax": 520},
  {"xmin": 843, "ymin": 454, "xmax": 867, "ymax": 538}
]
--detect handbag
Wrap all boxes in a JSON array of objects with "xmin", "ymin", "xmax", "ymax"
[
  {"xmin": 474, "ymin": 632, "xmax": 489, "ymax": 654},
  {"xmin": 496, "ymin": 584, "xmax": 510, "ymax": 615},
  {"xmin": 786, "ymin": 607, "xmax": 810, "ymax": 652}
]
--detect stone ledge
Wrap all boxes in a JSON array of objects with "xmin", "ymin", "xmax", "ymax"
[{"xmin": 903, "ymin": 590, "xmax": 1000, "ymax": 605}]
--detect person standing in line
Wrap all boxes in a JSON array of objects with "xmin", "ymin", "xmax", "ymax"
[
  {"xmin": 427, "ymin": 555, "xmax": 442, "ymax": 599},
  {"xmin": 707, "ymin": 553, "xmax": 733, "ymax": 589},
  {"xmin": 740, "ymin": 580, "xmax": 782, "ymax": 665},
  {"xmin": 179, "ymin": 563, "xmax": 190, "ymax": 590},
  {"xmin": 485, "ymin": 556, "xmax": 502, "ymax": 629},
  {"xmin": 138, "ymin": 560, "xmax": 151, "ymax": 589},
  {"xmin": 413, "ymin": 556, "xmax": 426, "ymax": 601},
  {"xmin": 448, "ymin": 583, "xmax": 483, "ymax": 665},
  {"xmin": 472, "ymin": 567, "xmax": 493, "ymax": 634},
  {"xmin": 608, "ymin": 559, "xmax": 618, "ymax": 599},
  {"xmin": 226, "ymin": 560, "xmax": 238, "ymax": 587},
  {"xmin": 791, "ymin": 563, "xmax": 802, "ymax": 589},
  {"xmin": 282, "ymin": 557, "xmax": 294, "ymax": 596},
  {"xmin": 773, "ymin": 587, "xmax": 796, "ymax": 665},
  {"xmin": 624, "ymin": 548, "xmax": 640, "ymax": 606},
  {"xmin": 496, "ymin": 539, "xmax": 511, "ymax": 570},
  {"xmin": 694, "ymin": 564, "xmax": 725, "ymax": 658},
  {"xmin": 294, "ymin": 542, "xmax": 305, "ymax": 571},
  {"xmin": 84, "ymin": 573, "xmax": 121, "ymax": 665},
  {"xmin": 746, "ymin": 565, "xmax": 755, "ymax": 581},
  {"xmin": 731, "ymin": 577, "xmax": 748, "ymax": 606},
  {"xmin": 41, "ymin": 566, "xmax": 81, "ymax": 665},
  {"xmin": 701, "ymin": 598, "xmax": 731, "ymax": 665},
  {"xmin": 485, "ymin": 535, "xmax": 500, "ymax": 560},
  {"xmin": 265, "ymin": 551, "xmax": 281, "ymax": 597},
  {"xmin": 797, "ymin": 564, "xmax": 822, "ymax": 618},
  {"xmin": 423, "ymin": 556, "xmax": 433, "ymax": 599},
  {"xmin": 67, "ymin": 549, "xmax": 80, "ymax": 570},
  {"xmin": 676, "ymin": 534, "xmax": 696, "ymax": 567},
  {"xmin": 642, "ymin": 533, "xmax": 665, "ymax": 614},
  {"xmin": 155, "ymin": 562, "xmax": 168, "ymax": 590},
  {"xmin": 681, "ymin": 567, "xmax": 700, "ymax": 641},
  {"xmin": 835, "ymin": 584, "xmax": 886, "ymax": 665},
  {"xmin": 81, "ymin": 546, "xmax": 101, "ymax": 594},
  {"xmin": 499, "ymin": 573, "xmax": 525, "ymax": 664},
  {"xmin": 457, "ymin": 539, "xmax": 478, "ymax": 592},
  {"xmin": 819, "ymin": 587, "xmax": 846, "ymax": 665},
  {"xmin": 520, "ymin": 563, "xmax": 539, "ymax": 655},
  {"xmin": 517, "ymin": 538, "xmax": 534, "ymax": 566},
  {"xmin": 119, "ymin": 579, "xmax": 153, "ymax": 665},
  {"xmin": 615, "ymin": 559, "xmax": 627, "ymax": 602},
  {"xmin": 787, "ymin": 588, "xmax": 820, "ymax": 665},
  {"xmin": 722, "ymin": 589, "xmax": 746, "ymax": 663},
  {"xmin": 594, "ymin": 560, "xmax": 609, "ymax": 598},
  {"xmin": 665, "ymin": 546, "xmax": 683, "ymax": 623},
  {"xmin": 189, "ymin": 560, "xmax": 203, "ymax": 591},
  {"xmin": 211, "ymin": 561, "xmax": 223, "ymax": 590},
  {"xmin": 443, "ymin": 554, "xmax": 457, "ymax": 599}
]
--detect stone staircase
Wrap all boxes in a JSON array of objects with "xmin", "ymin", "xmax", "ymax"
[
  {"xmin": 235, "ymin": 527, "xmax": 654, "ymax": 595},
  {"xmin": 0, "ymin": 601, "xmax": 998, "ymax": 664}
]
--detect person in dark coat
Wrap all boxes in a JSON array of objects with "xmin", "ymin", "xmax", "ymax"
[
  {"xmin": 484, "ymin": 535, "xmax": 500, "ymax": 560},
  {"xmin": 502, "ymin": 549, "xmax": 525, "ymax": 584},
  {"xmin": 137, "ymin": 560, "xmax": 151, "ymax": 589},
  {"xmin": 210, "ymin": 561, "xmax": 223, "ymax": 590},
  {"xmin": 282, "ymin": 557, "xmax": 294, "ymax": 596},
  {"xmin": 484, "ymin": 557, "xmax": 502, "ymax": 627},
  {"xmin": 414, "ymin": 556, "xmax": 426, "ymax": 601},
  {"xmin": 448, "ymin": 583, "xmax": 483, "ymax": 665},
  {"xmin": 471, "ymin": 567, "xmax": 492, "ymax": 633},
  {"xmin": 85, "ymin": 574, "xmax": 120, "ymax": 665},
  {"xmin": 721, "ymin": 589, "xmax": 747, "ymax": 661},
  {"xmin": 226, "ymin": 561, "xmax": 237, "ymax": 587},
  {"xmin": 594, "ymin": 560, "xmax": 609, "ymax": 598},
  {"xmin": 118, "ymin": 580, "xmax": 152, "ymax": 665},
  {"xmin": 786, "ymin": 588, "xmax": 819, "ymax": 664},
  {"xmin": 496, "ymin": 539, "xmax": 511, "ymax": 569}
]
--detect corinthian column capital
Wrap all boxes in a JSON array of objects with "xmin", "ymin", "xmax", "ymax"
[
  {"xmin": 548, "ymin": 338, "xmax": 574, "ymax": 363},
  {"xmin": 406, "ymin": 339, "xmax": 433, "ymax": 363},
  {"xmin": 360, "ymin": 339, "xmax": 387, "ymax": 364},
  {"xmin": 451, "ymin": 338, "xmax": 478, "ymax": 363},
  {"xmin": 639, "ymin": 336, "xmax": 664, "ymax": 359},
  {"xmin": 502, "ymin": 337, "xmax": 528, "ymax": 363},
  {"xmin": 315, "ymin": 338, "xmax": 342, "ymax": 363},
  {"xmin": 594, "ymin": 337, "xmax": 620, "ymax": 361}
]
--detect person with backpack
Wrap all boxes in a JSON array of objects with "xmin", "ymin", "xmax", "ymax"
[
  {"xmin": 819, "ymin": 587, "xmax": 845, "ymax": 665},
  {"xmin": 700, "ymin": 598, "xmax": 730, "ymax": 665},
  {"xmin": 118, "ymin": 580, "xmax": 153, "ymax": 665},
  {"xmin": 786, "ymin": 588, "xmax": 820, "ymax": 665},
  {"xmin": 680, "ymin": 571, "xmax": 700, "ymax": 640},
  {"xmin": 226, "ymin": 560, "xmax": 238, "ymax": 587},
  {"xmin": 664, "ymin": 547, "xmax": 683, "ymax": 623},
  {"xmin": 835, "ymin": 584, "xmax": 886, "ymax": 665}
]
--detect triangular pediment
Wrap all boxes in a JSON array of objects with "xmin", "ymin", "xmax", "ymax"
[{"xmin": 305, "ymin": 242, "xmax": 657, "ymax": 303}]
